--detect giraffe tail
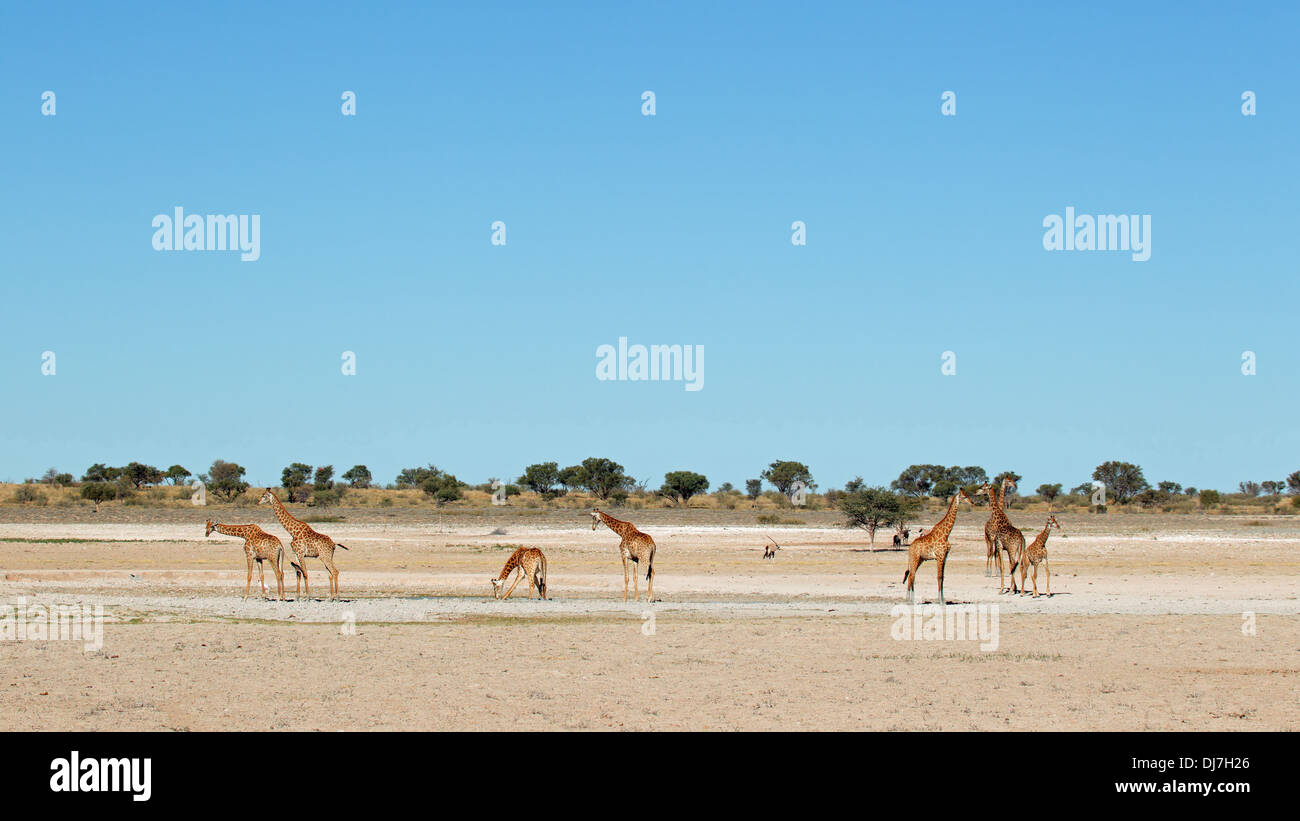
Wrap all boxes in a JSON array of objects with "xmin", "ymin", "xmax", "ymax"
[
  {"xmin": 902, "ymin": 569, "xmax": 911, "ymax": 584},
  {"xmin": 538, "ymin": 554, "xmax": 548, "ymax": 599},
  {"xmin": 335, "ymin": 543, "xmax": 350, "ymax": 550}
]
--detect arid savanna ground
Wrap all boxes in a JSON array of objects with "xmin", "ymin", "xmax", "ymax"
[{"xmin": 1, "ymin": 504, "xmax": 1296, "ymax": 731}]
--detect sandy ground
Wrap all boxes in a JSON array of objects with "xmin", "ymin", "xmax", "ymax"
[{"xmin": 1, "ymin": 508, "xmax": 1297, "ymax": 730}]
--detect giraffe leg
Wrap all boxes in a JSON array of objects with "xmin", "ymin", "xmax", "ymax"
[
  {"xmin": 243, "ymin": 556, "xmax": 253, "ymax": 601},
  {"xmin": 622, "ymin": 556, "xmax": 629, "ymax": 602},
  {"xmin": 936, "ymin": 555, "xmax": 947, "ymax": 606},
  {"xmin": 503, "ymin": 568, "xmax": 523, "ymax": 600},
  {"xmin": 320, "ymin": 557, "xmax": 337, "ymax": 600},
  {"xmin": 633, "ymin": 560, "xmax": 640, "ymax": 602},
  {"xmin": 904, "ymin": 555, "xmax": 920, "ymax": 603},
  {"xmin": 984, "ymin": 535, "xmax": 995, "ymax": 577},
  {"xmin": 273, "ymin": 557, "xmax": 285, "ymax": 601},
  {"xmin": 1044, "ymin": 561, "xmax": 1051, "ymax": 597},
  {"xmin": 1030, "ymin": 562, "xmax": 1039, "ymax": 597},
  {"xmin": 257, "ymin": 560, "xmax": 267, "ymax": 599}
]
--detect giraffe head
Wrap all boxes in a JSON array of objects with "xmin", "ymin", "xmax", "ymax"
[
  {"xmin": 590, "ymin": 509, "xmax": 604, "ymax": 531},
  {"xmin": 490, "ymin": 577, "xmax": 505, "ymax": 599},
  {"xmin": 1046, "ymin": 514, "xmax": 1061, "ymax": 531},
  {"xmin": 204, "ymin": 519, "xmax": 215, "ymax": 537},
  {"xmin": 258, "ymin": 489, "xmax": 275, "ymax": 506},
  {"xmin": 974, "ymin": 482, "xmax": 993, "ymax": 502},
  {"xmin": 958, "ymin": 488, "xmax": 975, "ymax": 506},
  {"xmin": 1002, "ymin": 478, "xmax": 1018, "ymax": 495}
]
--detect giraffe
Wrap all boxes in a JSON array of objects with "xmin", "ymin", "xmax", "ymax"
[
  {"xmin": 902, "ymin": 489, "xmax": 974, "ymax": 605},
  {"xmin": 977, "ymin": 478, "xmax": 1026, "ymax": 594},
  {"xmin": 258, "ymin": 490, "xmax": 349, "ymax": 600},
  {"xmin": 205, "ymin": 520, "xmax": 286, "ymax": 601},
  {"xmin": 490, "ymin": 546, "xmax": 548, "ymax": 599},
  {"xmin": 590, "ymin": 509, "xmax": 656, "ymax": 601},
  {"xmin": 1019, "ymin": 514, "xmax": 1060, "ymax": 597}
]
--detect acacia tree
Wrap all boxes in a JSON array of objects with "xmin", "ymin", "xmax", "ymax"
[
  {"xmin": 890, "ymin": 465, "xmax": 935, "ymax": 498},
  {"xmin": 744, "ymin": 479, "xmax": 762, "ymax": 500},
  {"xmin": 165, "ymin": 465, "xmax": 192, "ymax": 486},
  {"xmin": 281, "ymin": 463, "xmax": 313, "ymax": 502},
  {"xmin": 838, "ymin": 487, "xmax": 916, "ymax": 548},
  {"xmin": 341, "ymin": 465, "xmax": 372, "ymax": 488},
  {"xmin": 1036, "ymin": 483, "xmax": 1062, "ymax": 504},
  {"xmin": 205, "ymin": 460, "xmax": 250, "ymax": 502},
  {"xmin": 659, "ymin": 471, "xmax": 709, "ymax": 507},
  {"xmin": 761, "ymin": 460, "xmax": 814, "ymax": 502},
  {"xmin": 313, "ymin": 465, "xmax": 335, "ymax": 490},
  {"xmin": 1091, "ymin": 461, "xmax": 1148, "ymax": 505},
  {"xmin": 518, "ymin": 462, "xmax": 562, "ymax": 498},
  {"xmin": 421, "ymin": 473, "xmax": 464, "ymax": 507},
  {"xmin": 558, "ymin": 464, "xmax": 587, "ymax": 494},
  {"xmin": 577, "ymin": 457, "xmax": 633, "ymax": 501},
  {"xmin": 121, "ymin": 462, "xmax": 164, "ymax": 488}
]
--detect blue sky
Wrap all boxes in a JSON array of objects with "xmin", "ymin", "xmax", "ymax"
[{"xmin": 1, "ymin": 1, "xmax": 1296, "ymax": 492}]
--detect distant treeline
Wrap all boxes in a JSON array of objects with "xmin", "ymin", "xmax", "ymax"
[{"xmin": 10, "ymin": 459, "xmax": 1300, "ymax": 518}]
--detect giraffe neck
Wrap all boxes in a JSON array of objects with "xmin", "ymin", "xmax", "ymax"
[
  {"xmin": 496, "ymin": 552, "xmax": 521, "ymax": 581},
  {"xmin": 214, "ymin": 523, "xmax": 255, "ymax": 539},
  {"xmin": 598, "ymin": 511, "xmax": 637, "ymax": 539},
  {"xmin": 988, "ymin": 485, "xmax": 1005, "ymax": 514},
  {"xmin": 1033, "ymin": 522, "xmax": 1053, "ymax": 548},
  {"xmin": 932, "ymin": 494, "xmax": 962, "ymax": 538},
  {"xmin": 268, "ymin": 492, "xmax": 306, "ymax": 535}
]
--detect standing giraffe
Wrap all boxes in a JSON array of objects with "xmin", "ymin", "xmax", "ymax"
[
  {"xmin": 1019, "ymin": 514, "xmax": 1060, "ymax": 597},
  {"xmin": 590, "ymin": 509, "xmax": 656, "ymax": 601},
  {"xmin": 902, "ymin": 489, "xmax": 974, "ymax": 604},
  {"xmin": 205, "ymin": 520, "xmax": 286, "ymax": 601},
  {"xmin": 977, "ymin": 479, "xmax": 1026, "ymax": 594},
  {"xmin": 490, "ymin": 546, "xmax": 548, "ymax": 599},
  {"xmin": 258, "ymin": 490, "xmax": 349, "ymax": 600}
]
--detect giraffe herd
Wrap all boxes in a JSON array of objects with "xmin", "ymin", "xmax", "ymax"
[{"xmin": 203, "ymin": 488, "xmax": 1059, "ymax": 605}]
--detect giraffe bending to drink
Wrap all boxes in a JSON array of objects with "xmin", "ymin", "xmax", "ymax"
[
  {"xmin": 977, "ymin": 479, "xmax": 1026, "ymax": 594},
  {"xmin": 490, "ymin": 546, "xmax": 548, "ymax": 599},
  {"xmin": 590, "ymin": 509, "xmax": 657, "ymax": 601},
  {"xmin": 258, "ymin": 490, "xmax": 349, "ymax": 600},
  {"xmin": 1019, "ymin": 514, "xmax": 1060, "ymax": 597},
  {"xmin": 205, "ymin": 520, "xmax": 286, "ymax": 601},
  {"xmin": 902, "ymin": 489, "xmax": 974, "ymax": 605}
]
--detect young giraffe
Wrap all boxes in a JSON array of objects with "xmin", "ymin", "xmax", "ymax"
[
  {"xmin": 978, "ymin": 479, "xmax": 1026, "ymax": 594},
  {"xmin": 205, "ymin": 520, "xmax": 286, "ymax": 601},
  {"xmin": 902, "ymin": 489, "xmax": 974, "ymax": 605},
  {"xmin": 490, "ymin": 546, "xmax": 548, "ymax": 600},
  {"xmin": 258, "ymin": 490, "xmax": 349, "ymax": 600},
  {"xmin": 1019, "ymin": 514, "xmax": 1061, "ymax": 598},
  {"xmin": 590, "ymin": 509, "xmax": 656, "ymax": 602}
]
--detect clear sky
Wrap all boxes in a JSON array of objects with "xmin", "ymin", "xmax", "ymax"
[{"xmin": 1, "ymin": 1, "xmax": 1296, "ymax": 492}]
